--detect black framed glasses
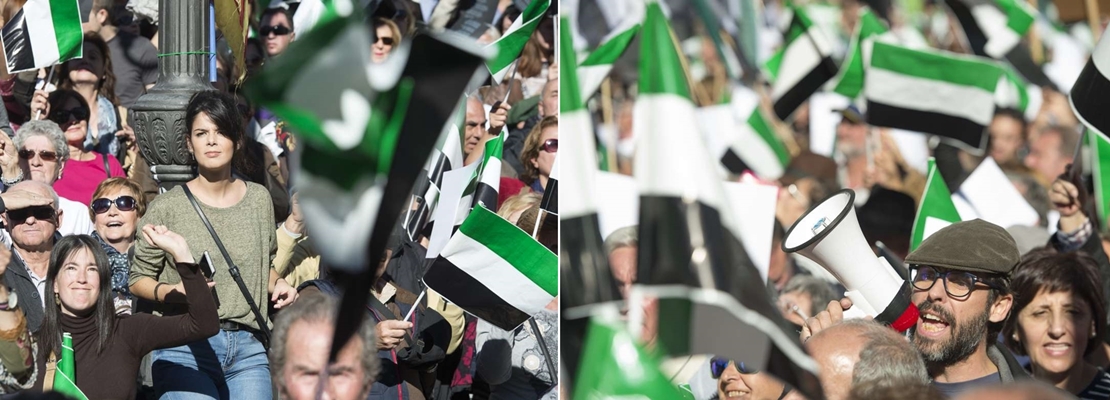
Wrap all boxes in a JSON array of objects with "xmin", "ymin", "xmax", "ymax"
[
  {"xmin": 710, "ymin": 357, "xmax": 758, "ymax": 378},
  {"xmin": 911, "ymin": 266, "xmax": 1001, "ymax": 299},
  {"xmin": 91, "ymin": 196, "xmax": 138, "ymax": 214},
  {"xmin": 375, "ymin": 36, "xmax": 395, "ymax": 46},
  {"xmin": 18, "ymin": 149, "xmax": 58, "ymax": 162},
  {"xmin": 260, "ymin": 24, "xmax": 291, "ymax": 37},
  {"xmin": 541, "ymin": 139, "xmax": 558, "ymax": 153},
  {"xmin": 7, "ymin": 206, "xmax": 56, "ymax": 224}
]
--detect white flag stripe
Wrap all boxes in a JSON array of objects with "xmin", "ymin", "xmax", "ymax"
[
  {"xmin": 771, "ymin": 29, "xmax": 826, "ymax": 100},
  {"xmin": 563, "ymin": 110, "xmax": 597, "ymax": 218},
  {"xmin": 1092, "ymin": 29, "xmax": 1110, "ymax": 80},
  {"xmin": 25, "ymin": 0, "xmax": 61, "ymax": 67},
  {"xmin": 634, "ymin": 94, "xmax": 731, "ymax": 219},
  {"xmin": 442, "ymin": 231, "xmax": 556, "ymax": 316},
  {"xmin": 578, "ymin": 64, "xmax": 612, "ymax": 101},
  {"xmin": 971, "ymin": 4, "xmax": 1021, "ymax": 58},
  {"xmin": 866, "ymin": 68, "xmax": 997, "ymax": 126}
]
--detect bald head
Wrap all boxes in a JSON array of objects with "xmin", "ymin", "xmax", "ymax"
[
  {"xmin": 806, "ymin": 323, "xmax": 865, "ymax": 400},
  {"xmin": 9, "ymin": 181, "xmax": 60, "ymax": 212},
  {"xmin": 806, "ymin": 319, "xmax": 927, "ymax": 400}
]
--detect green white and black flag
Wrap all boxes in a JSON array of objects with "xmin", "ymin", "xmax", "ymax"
[
  {"xmin": 1, "ymin": 0, "xmax": 83, "ymax": 73},
  {"xmin": 486, "ymin": 0, "xmax": 551, "ymax": 83},
  {"xmin": 763, "ymin": 6, "xmax": 838, "ymax": 120},
  {"xmin": 1070, "ymin": 29, "xmax": 1110, "ymax": 138},
  {"xmin": 471, "ymin": 133, "xmax": 504, "ymax": 211}
]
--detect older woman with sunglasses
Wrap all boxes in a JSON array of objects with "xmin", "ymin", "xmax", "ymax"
[
  {"xmin": 518, "ymin": 116, "xmax": 557, "ymax": 194},
  {"xmin": 88, "ymin": 178, "xmax": 145, "ymax": 315},
  {"xmin": 372, "ymin": 18, "xmax": 401, "ymax": 64},
  {"xmin": 1003, "ymin": 252, "xmax": 1110, "ymax": 398},
  {"xmin": 46, "ymin": 90, "xmax": 125, "ymax": 206},
  {"xmin": 7, "ymin": 120, "xmax": 93, "ymax": 237}
]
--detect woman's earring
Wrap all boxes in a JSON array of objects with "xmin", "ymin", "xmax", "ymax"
[{"xmin": 54, "ymin": 293, "xmax": 60, "ymax": 307}]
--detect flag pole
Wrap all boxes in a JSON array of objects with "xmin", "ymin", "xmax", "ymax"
[
  {"xmin": 1027, "ymin": 0, "xmax": 1043, "ymax": 63},
  {"xmin": 1087, "ymin": 0, "xmax": 1102, "ymax": 39},
  {"xmin": 525, "ymin": 208, "xmax": 558, "ymax": 386},
  {"xmin": 32, "ymin": 66, "xmax": 56, "ymax": 120},
  {"xmin": 600, "ymin": 77, "xmax": 618, "ymax": 172},
  {"xmin": 402, "ymin": 290, "xmax": 426, "ymax": 322}
]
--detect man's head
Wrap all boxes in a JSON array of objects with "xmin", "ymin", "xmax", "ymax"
[
  {"xmin": 261, "ymin": 7, "xmax": 296, "ymax": 57},
  {"xmin": 3, "ymin": 181, "xmax": 62, "ymax": 252},
  {"xmin": 904, "ymin": 219, "xmax": 1018, "ymax": 376},
  {"xmin": 539, "ymin": 78, "xmax": 558, "ymax": 117},
  {"xmin": 14, "ymin": 120, "xmax": 70, "ymax": 185},
  {"xmin": 463, "ymin": 95, "xmax": 488, "ymax": 158},
  {"xmin": 805, "ymin": 319, "xmax": 928, "ymax": 400},
  {"xmin": 988, "ymin": 109, "xmax": 1027, "ymax": 166},
  {"xmin": 82, "ymin": 0, "xmax": 113, "ymax": 33},
  {"xmin": 604, "ymin": 226, "xmax": 637, "ymax": 299},
  {"xmin": 272, "ymin": 293, "xmax": 378, "ymax": 400},
  {"xmin": 1023, "ymin": 125, "xmax": 1076, "ymax": 183},
  {"xmin": 835, "ymin": 106, "xmax": 868, "ymax": 159}
]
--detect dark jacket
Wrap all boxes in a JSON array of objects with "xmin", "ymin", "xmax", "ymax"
[
  {"xmin": 4, "ymin": 255, "xmax": 43, "ymax": 334},
  {"xmin": 1049, "ymin": 225, "xmax": 1110, "ymax": 345}
]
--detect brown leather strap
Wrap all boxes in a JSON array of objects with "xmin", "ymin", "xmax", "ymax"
[{"xmin": 42, "ymin": 352, "xmax": 56, "ymax": 391}]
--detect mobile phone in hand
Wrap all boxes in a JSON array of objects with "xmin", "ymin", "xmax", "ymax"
[{"xmin": 199, "ymin": 251, "xmax": 216, "ymax": 279}]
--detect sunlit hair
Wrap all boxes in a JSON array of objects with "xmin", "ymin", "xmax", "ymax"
[
  {"xmin": 88, "ymin": 177, "xmax": 146, "ymax": 220},
  {"xmin": 519, "ymin": 116, "xmax": 558, "ymax": 185}
]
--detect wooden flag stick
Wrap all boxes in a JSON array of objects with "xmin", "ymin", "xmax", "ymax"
[
  {"xmin": 1088, "ymin": 0, "xmax": 1102, "ymax": 40},
  {"xmin": 1028, "ymin": 0, "xmax": 1043, "ymax": 63},
  {"xmin": 601, "ymin": 77, "xmax": 618, "ymax": 172}
]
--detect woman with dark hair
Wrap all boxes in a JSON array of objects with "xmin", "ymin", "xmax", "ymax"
[
  {"xmin": 45, "ymin": 89, "xmax": 126, "ymax": 206},
  {"xmin": 56, "ymin": 32, "xmax": 132, "ymax": 160},
  {"xmin": 129, "ymin": 90, "xmax": 297, "ymax": 399},
  {"xmin": 518, "ymin": 116, "xmax": 557, "ymax": 194},
  {"xmin": 32, "ymin": 233, "xmax": 218, "ymax": 399},
  {"xmin": 1003, "ymin": 251, "xmax": 1110, "ymax": 398}
]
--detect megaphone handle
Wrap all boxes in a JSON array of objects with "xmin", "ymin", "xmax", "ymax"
[{"xmin": 844, "ymin": 290, "xmax": 878, "ymax": 316}]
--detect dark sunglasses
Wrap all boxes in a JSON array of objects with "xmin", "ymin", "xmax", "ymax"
[
  {"xmin": 18, "ymin": 149, "xmax": 58, "ymax": 162},
  {"xmin": 710, "ymin": 357, "xmax": 758, "ymax": 379},
  {"xmin": 91, "ymin": 196, "xmax": 138, "ymax": 214},
  {"xmin": 375, "ymin": 36, "xmax": 395, "ymax": 46},
  {"xmin": 7, "ymin": 206, "xmax": 56, "ymax": 224},
  {"xmin": 260, "ymin": 24, "xmax": 291, "ymax": 37},
  {"xmin": 541, "ymin": 139, "xmax": 558, "ymax": 153},
  {"xmin": 52, "ymin": 108, "xmax": 90, "ymax": 129}
]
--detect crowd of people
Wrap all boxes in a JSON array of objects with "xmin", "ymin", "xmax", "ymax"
[
  {"xmin": 0, "ymin": 0, "xmax": 559, "ymax": 399},
  {"xmin": 575, "ymin": 0, "xmax": 1110, "ymax": 398}
]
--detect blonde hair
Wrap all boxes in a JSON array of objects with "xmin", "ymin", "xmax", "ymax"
[
  {"xmin": 497, "ymin": 192, "xmax": 541, "ymax": 222},
  {"xmin": 374, "ymin": 18, "xmax": 402, "ymax": 47},
  {"xmin": 519, "ymin": 116, "xmax": 558, "ymax": 185}
]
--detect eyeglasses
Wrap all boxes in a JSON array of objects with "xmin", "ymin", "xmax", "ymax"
[
  {"xmin": 710, "ymin": 357, "xmax": 758, "ymax": 379},
  {"xmin": 7, "ymin": 206, "xmax": 56, "ymax": 224},
  {"xmin": 541, "ymin": 139, "xmax": 558, "ymax": 153},
  {"xmin": 18, "ymin": 149, "xmax": 58, "ymax": 162},
  {"xmin": 376, "ymin": 36, "xmax": 395, "ymax": 46},
  {"xmin": 911, "ymin": 266, "xmax": 1001, "ymax": 299},
  {"xmin": 91, "ymin": 196, "xmax": 138, "ymax": 214},
  {"xmin": 52, "ymin": 108, "xmax": 90, "ymax": 130},
  {"xmin": 260, "ymin": 25, "xmax": 292, "ymax": 37}
]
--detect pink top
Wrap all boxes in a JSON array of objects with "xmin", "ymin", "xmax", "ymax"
[{"xmin": 54, "ymin": 153, "xmax": 126, "ymax": 206}]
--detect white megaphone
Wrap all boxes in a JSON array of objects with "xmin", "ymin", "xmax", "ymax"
[{"xmin": 782, "ymin": 189, "xmax": 918, "ymax": 332}]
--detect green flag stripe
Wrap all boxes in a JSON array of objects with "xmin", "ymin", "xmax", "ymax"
[
  {"xmin": 870, "ymin": 42, "xmax": 1003, "ymax": 92},
  {"xmin": 832, "ymin": 9, "xmax": 888, "ymax": 98},
  {"xmin": 560, "ymin": 15, "xmax": 584, "ymax": 112},
  {"xmin": 638, "ymin": 1, "xmax": 690, "ymax": 98},
  {"xmin": 997, "ymin": 0, "xmax": 1034, "ymax": 33},
  {"xmin": 476, "ymin": 133, "xmax": 505, "ymax": 180},
  {"xmin": 574, "ymin": 315, "xmax": 684, "ymax": 398},
  {"xmin": 749, "ymin": 109, "xmax": 790, "ymax": 166},
  {"xmin": 458, "ymin": 207, "xmax": 557, "ymax": 295},
  {"xmin": 1093, "ymin": 133, "xmax": 1110, "ymax": 226},
  {"xmin": 51, "ymin": 0, "xmax": 83, "ymax": 61},
  {"xmin": 655, "ymin": 297, "xmax": 693, "ymax": 356},
  {"xmin": 910, "ymin": 158, "xmax": 962, "ymax": 251},
  {"xmin": 580, "ymin": 25, "xmax": 640, "ymax": 67},
  {"xmin": 487, "ymin": 0, "xmax": 551, "ymax": 73},
  {"xmin": 1003, "ymin": 67, "xmax": 1029, "ymax": 111},
  {"xmin": 692, "ymin": 0, "xmax": 737, "ymax": 79}
]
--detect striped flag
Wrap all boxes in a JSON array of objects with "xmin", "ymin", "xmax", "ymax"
[
  {"xmin": 485, "ymin": 0, "xmax": 551, "ymax": 84},
  {"xmin": 1090, "ymin": 132, "xmax": 1110, "ymax": 227},
  {"xmin": 559, "ymin": 12, "xmax": 621, "ymax": 390},
  {"xmin": 1070, "ymin": 29, "xmax": 1110, "ymax": 137},
  {"xmin": 829, "ymin": 7, "xmax": 889, "ymax": 99},
  {"xmin": 762, "ymin": 6, "xmax": 838, "ymax": 120},
  {"xmin": 865, "ymin": 42, "xmax": 1004, "ymax": 153},
  {"xmin": 910, "ymin": 158, "xmax": 962, "ymax": 252},
  {"xmin": 945, "ymin": 0, "xmax": 1035, "ymax": 59},
  {"xmin": 634, "ymin": 2, "xmax": 820, "ymax": 396},
  {"xmin": 577, "ymin": 17, "xmax": 640, "ymax": 101},
  {"xmin": 699, "ymin": 86, "xmax": 789, "ymax": 180},
  {"xmin": 53, "ymin": 333, "xmax": 88, "ymax": 400},
  {"xmin": 1, "ymin": 0, "xmax": 83, "ymax": 74},
  {"xmin": 423, "ymin": 206, "xmax": 557, "ymax": 331},
  {"xmin": 540, "ymin": 156, "xmax": 557, "ymax": 213},
  {"xmin": 409, "ymin": 97, "xmax": 467, "ymax": 239},
  {"xmin": 573, "ymin": 308, "xmax": 684, "ymax": 399},
  {"xmin": 996, "ymin": 64, "xmax": 1043, "ymax": 122},
  {"xmin": 471, "ymin": 133, "xmax": 504, "ymax": 211},
  {"xmin": 692, "ymin": 0, "xmax": 742, "ymax": 80}
]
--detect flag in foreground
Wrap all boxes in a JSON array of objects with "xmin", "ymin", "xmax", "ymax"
[
  {"xmin": 1091, "ymin": 132, "xmax": 1110, "ymax": 228},
  {"xmin": 424, "ymin": 206, "xmax": 557, "ymax": 331},
  {"xmin": 573, "ymin": 308, "xmax": 685, "ymax": 399},
  {"xmin": 486, "ymin": 0, "xmax": 551, "ymax": 83},
  {"xmin": 1071, "ymin": 28, "xmax": 1110, "ymax": 137},
  {"xmin": 577, "ymin": 16, "xmax": 641, "ymax": 101},
  {"xmin": 53, "ymin": 333, "xmax": 88, "ymax": 400},
  {"xmin": 1, "ymin": 0, "xmax": 83, "ymax": 73},
  {"xmin": 910, "ymin": 158, "xmax": 962, "ymax": 252}
]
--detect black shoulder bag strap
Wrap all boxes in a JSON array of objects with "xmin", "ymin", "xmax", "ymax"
[
  {"xmin": 182, "ymin": 185, "xmax": 272, "ymax": 345},
  {"xmin": 102, "ymin": 153, "xmax": 111, "ymax": 178}
]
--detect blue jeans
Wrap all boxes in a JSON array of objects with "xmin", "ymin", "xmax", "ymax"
[{"xmin": 152, "ymin": 330, "xmax": 272, "ymax": 400}]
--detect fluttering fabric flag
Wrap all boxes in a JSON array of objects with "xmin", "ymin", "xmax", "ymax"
[
  {"xmin": 408, "ymin": 97, "xmax": 467, "ymax": 239},
  {"xmin": 995, "ymin": 64, "xmax": 1043, "ymax": 122},
  {"xmin": 471, "ymin": 133, "xmax": 504, "ymax": 211},
  {"xmin": 559, "ymin": 12, "xmax": 622, "ymax": 393},
  {"xmin": 53, "ymin": 333, "xmax": 88, "ymax": 400},
  {"xmin": 865, "ymin": 41, "xmax": 1004, "ymax": 153},
  {"xmin": 572, "ymin": 308, "xmax": 685, "ymax": 399},
  {"xmin": 214, "ymin": 0, "xmax": 252, "ymax": 84},
  {"xmin": 910, "ymin": 158, "xmax": 962, "ymax": 252},
  {"xmin": 762, "ymin": 6, "xmax": 838, "ymax": 120},
  {"xmin": 829, "ymin": 7, "xmax": 889, "ymax": 99},
  {"xmin": 423, "ymin": 206, "xmax": 557, "ymax": 331},
  {"xmin": 1, "ymin": 0, "xmax": 83, "ymax": 73},
  {"xmin": 486, "ymin": 0, "xmax": 551, "ymax": 83},
  {"xmin": 699, "ymin": 87, "xmax": 789, "ymax": 180},
  {"xmin": 244, "ymin": 0, "xmax": 490, "ymax": 360},
  {"xmin": 577, "ymin": 15, "xmax": 640, "ymax": 101},
  {"xmin": 1090, "ymin": 132, "xmax": 1110, "ymax": 227},
  {"xmin": 945, "ymin": 0, "xmax": 1035, "ymax": 59},
  {"xmin": 634, "ymin": 1, "xmax": 821, "ymax": 396},
  {"xmin": 1070, "ymin": 29, "xmax": 1110, "ymax": 137},
  {"xmin": 540, "ymin": 156, "xmax": 557, "ymax": 213},
  {"xmin": 692, "ymin": 0, "xmax": 742, "ymax": 80}
]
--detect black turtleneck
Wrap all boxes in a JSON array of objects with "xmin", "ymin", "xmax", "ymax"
[{"xmin": 32, "ymin": 261, "xmax": 219, "ymax": 399}]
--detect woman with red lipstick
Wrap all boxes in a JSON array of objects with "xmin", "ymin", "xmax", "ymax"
[{"xmin": 1003, "ymin": 251, "xmax": 1110, "ymax": 398}]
